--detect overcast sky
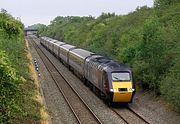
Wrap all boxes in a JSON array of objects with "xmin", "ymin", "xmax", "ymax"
[{"xmin": 0, "ymin": 0, "xmax": 154, "ymax": 27}]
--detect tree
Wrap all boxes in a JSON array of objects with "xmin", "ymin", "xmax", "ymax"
[{"xmin": 154, "ymin": 0, "xmax": 180, "ymax": 8}]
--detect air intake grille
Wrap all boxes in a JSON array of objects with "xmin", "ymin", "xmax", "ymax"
[{"xmin": 118, "ymin": 88, "xmax": 128, "ymax": 92}]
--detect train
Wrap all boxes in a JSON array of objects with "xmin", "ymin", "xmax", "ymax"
[{"xmin": 40, "ymin": 36, "xmax": 136, "ymax": 104}]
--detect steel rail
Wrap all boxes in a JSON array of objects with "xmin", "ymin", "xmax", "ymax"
[
  {"xmin": 111, "ymin": 107, "xmax": 150, "ymax": 124},
  {"xmin": 29, "ymin": 36, "xmax": 102, "ymax": 124},
  {"xmin": 127, "ymin": 107, "xmax": 150, "ymax": 124},
  {"xmin": 28, "ymin": 36, "xmax": 81, "ymax": 124}
]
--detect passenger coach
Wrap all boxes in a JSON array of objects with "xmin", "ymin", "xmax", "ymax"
[{"xmin": 40, "ymin": 36, "xmax": 136, "ymax": 104}]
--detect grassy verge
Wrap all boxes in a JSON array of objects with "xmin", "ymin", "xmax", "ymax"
[
  {"xmin": 0, "ymin": 34, "xmax": 42, "ymax": 124},
  {"xmin": 0, "ymin": 10, "xmax": 45, "ymax": 123}
]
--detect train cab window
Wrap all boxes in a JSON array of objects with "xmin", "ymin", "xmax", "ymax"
[{"xmin": 112, "ymin": 72, "xmax": 130, "ymax": 82}]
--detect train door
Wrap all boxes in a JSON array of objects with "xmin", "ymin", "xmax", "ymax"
[
  {"xmin": 102, "ymin": 71, "xmax": 109, "ymax": 94},
  {"xmin": 98, "ymin": 70, "xmax": 103, "ymax": 90}
]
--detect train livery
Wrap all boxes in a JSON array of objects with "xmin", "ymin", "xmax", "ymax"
[{"xmin": 40, "ymin": 36, "xmax": 136, "ymax": 104}]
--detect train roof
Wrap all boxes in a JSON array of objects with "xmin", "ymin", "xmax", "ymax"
[
  {"xmin": 70, "ymin": 48, "xmax": 94, "ymax": 59},
  {"xmin": 40, "ymin": 36, "xmax": 131, "ymax": 72},
  {"xmin": 88, "ymin": 56, "xmax": 131, "ymax": 72},
  {"xmin": 60, "ymin": 44, "xmax": 76, "ymax": 50},
  {"xmin": 48, "ymin": 39, "xmax": 55, "ymax": 42},
  {"xmin": 53, "ymin": 41, "xmax": 65, "ymax": 46},
  {"xmin": 42, "ymin": 37, "xmax": 53, "ymax": 41},
  {"xmin": 52, "ymin": 39, "xmax": 59, "ymax": 42},
  {"xmin": 104, "ymin": 61, "xmax": 130, "ymax": 72},
  {"xmin": 41, "ymin": 37, "xmax": 49, "ymax": 40}
]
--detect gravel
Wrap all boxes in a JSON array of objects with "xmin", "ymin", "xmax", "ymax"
[
  {"xmin": 40, "ymin": 39, "xmax": 180, "ymax": 124},
  {"xmin": 27, "ymin": 37, "xmax": 78, "ymax": 124},
  {"xmin": 29, "ymin": 37, "xmax": 180, "ymax": 124},
  {"xmin": 129, "ymin": 91, "xmax": 180, "ymax": 124},
  {"xmin": 38, "ymin": 39, "xmax": 127, "ymax": 124},
  {"xmin": 113, "ymin": 108, "xmax": 147, "ymax": 124}
]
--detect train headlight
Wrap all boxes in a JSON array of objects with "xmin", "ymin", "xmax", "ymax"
[
  {"xmin": 110, "ymin": 89, "xmax": 116, "ymax": 92},
  {"xmin": 129, "ymin": 88, "xmax": 135, "ymax": 92}
]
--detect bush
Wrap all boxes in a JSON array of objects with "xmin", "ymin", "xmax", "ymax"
[
  {"xmin": 0, "ymin": 9, "xmax": 41, "ymax": 123},
  {"xmin": 132, "ymin": 16, "xmax": 166, "ymax": 92},
  {"xmin": 36, "ymin": 3, "xmax": 180, "ymax": 111},
  {"xmin": 160, "ymin": 56, "xmax": 180, "ymax": 112},
  {"xmin": 0, "ymin": 51, "xmax": 20, "ymax": 123}
]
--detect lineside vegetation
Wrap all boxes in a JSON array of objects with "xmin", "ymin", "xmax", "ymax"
[
  {"xmin": 34, "ymin": 1, "xmax": 180, "ymax": 112},
  {"xmin": 0, "ymin": 9, "xmax": 41, "ymax": 123}
]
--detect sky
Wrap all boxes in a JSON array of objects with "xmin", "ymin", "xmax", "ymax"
[{"xmin": 0, "ymin": 0, "xmax": 154, "ymax": 27}]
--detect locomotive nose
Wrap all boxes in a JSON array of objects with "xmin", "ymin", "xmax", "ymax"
[{"xmin": 111, "ymin": 82, "xmax": 135, "ymax": 102}]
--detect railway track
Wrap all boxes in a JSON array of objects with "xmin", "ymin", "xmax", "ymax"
[
  {"xmin": 28, "ymin": 36, "xmax": 102, "ymax": 124},
  {"xmin": 27, "ymin": 35, "xmax": 151, "ymax": 124},
  {"xmin": 111, "ymin": 106, "xmax": 150, "ymax": 124}
]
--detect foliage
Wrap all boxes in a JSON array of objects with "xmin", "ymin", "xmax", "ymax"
[
  {"xmin": 0, "ymin": 9, "xmax": 41, "ymax": 123},
  {"xmin": 160, "ymin": 52, "xmax": 180, "ymax": 112},
  {"xmin": 0, "ymin": 51, "xmax": 20, "ymax": 123},
  {"xmin": 133, "ymin": 16, "xmax": 167, "ymax": 91},
  {"xmin": 154, "ymin": 0, "xmax": 180, "ymax": 8},
  {"xmin": 0, "ymin": 9, "xmax": 23, "ymax": 38},
  {"xmin": 27, "ymin": 23, "xmax": 47, "ymax": 37},
  {"xmin": 37, "ymin": 3, "xmax": 180, "ymax": 111}
]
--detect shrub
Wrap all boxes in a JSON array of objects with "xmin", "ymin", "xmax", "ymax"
[
  {"xmin": 36, "ymin": 3, "xmax": 180, "ymax": 111},
  {"xmin": 0, "ymin": 51, "xmax": 20, "ymax": 123},
  {"xmin": 160, "ymin": 56, "xmax": 180, "ymax": 112}
]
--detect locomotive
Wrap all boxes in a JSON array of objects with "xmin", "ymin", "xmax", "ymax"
[{"xmin": 40, "ymin": 36, "xmax": 136, "ymax": 103}]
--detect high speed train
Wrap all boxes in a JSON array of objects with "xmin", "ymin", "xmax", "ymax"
[{"xmin": 40, "ymin": 36, "xmax": 136, "ymax": 104}]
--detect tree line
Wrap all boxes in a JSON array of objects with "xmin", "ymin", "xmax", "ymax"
[{"xmin": 33, "ymin": 0, "xmax": 180, "ymax": 112}]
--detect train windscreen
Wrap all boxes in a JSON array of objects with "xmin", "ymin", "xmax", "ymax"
[{"xmin": 112, "ymin": 72, "xmax": 130, "ymax": 82}]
